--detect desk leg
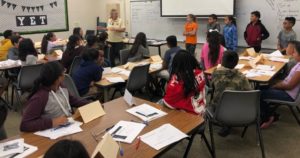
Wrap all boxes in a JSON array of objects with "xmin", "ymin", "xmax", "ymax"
[
  {"xmin": 103, "ymin": 88, "xmax": 109, "ymax": 103},
  {"xmin": 158, "ymin": 46, "xmax": 162, "ymax": 56}
]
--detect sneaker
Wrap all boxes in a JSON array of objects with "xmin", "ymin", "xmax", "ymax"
[
  {"xmin": 218, "ymin": 127, "xmax": 231, "ymax": 137},
  {"xmin": 260, "ymin": 116, "xmax": 275, "ymax": 129}
]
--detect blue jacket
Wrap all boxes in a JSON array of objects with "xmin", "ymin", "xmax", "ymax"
[{"xmin": 223, "ymin": 24, "xmax": 238, "ymax": 51}]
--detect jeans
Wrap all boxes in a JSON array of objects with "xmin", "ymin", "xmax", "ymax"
[
  {"xmin": 185, "ymin": 44, "xmax": 196, "ymax": 56},
  {"xmin": 260, "ymin": 88, "xmax": 294, "ymax": 122},
  {"xmin": 108, "ymin": 42, "xmax": 124, "ymax": 67}
]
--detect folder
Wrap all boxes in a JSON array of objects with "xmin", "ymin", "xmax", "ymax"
[
  {"xmin": 245, "ymin": 48, "xmax": 257, "ymax": 57},
  {"xmin": 92, "ymin": 133, "xmax": 119, "ymax": 158},
  {"xmin": 73, "ymin": 101, "xmax": 106, "ymax": 123}
]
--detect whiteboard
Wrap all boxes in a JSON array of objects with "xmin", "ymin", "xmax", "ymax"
[{"xmin": 130, "ymin": 0, "xmax": 300, "ymax": 49}]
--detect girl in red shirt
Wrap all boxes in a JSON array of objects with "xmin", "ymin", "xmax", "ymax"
[{"xmin": 162, "ymin": 50, "xmax": 206, "ymax": 115}]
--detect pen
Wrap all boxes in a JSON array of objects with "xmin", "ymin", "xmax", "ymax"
[
  {"xmin": 118, "ymin": 141, "xmax": 124, "ymax": 156},
  {"xmin": 52, "ymin": 122, "xmax": 72, "ymax": 131},
  {"xmin": 135, "ymin": 137, "xmax": 141, "ymax": 150}
]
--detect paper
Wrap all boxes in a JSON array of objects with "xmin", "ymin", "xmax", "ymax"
[
  {"xmin": 269, "ymin": 50, "xmax": 284, "ymax": 57},
  {"xmin": 150, "ymin": 55, "xmax": 163, "ymax": 63},
  {"xmin": 126, "ymin": 104, "xmax": 167, "ymax": 122},
  {"xmin": 37, "ymin": 54, "xmax": 45, "ymax": 61},
  {"xmin": 92, "ymin": 133, "xmax": 119, "ymax": 158},
  {"xmin": 140, "ymin": 124, "xmax": 188, "ymax": 150},
  {"xmin": 243, "ymin": 69, "xmax": 276, "ymax": 78},
  {"xmin": 0, "ymin": 139, "xmax": 24, "ymax": 158},
  {"xmin": 246, "ymin": 48, "xmax": 257, "ymax": 57},
  {"xmin": 105, "ymin": 77, "xmax": 125, "ymax": 83},
  {"xmin": 123, "ymin": 89, "xmax": 136, "ymax": 106},
  {"xmin": 0, "ymin": 59, "xmax": 21, "ymax": 68},
  {"xmin": 107, "ymin": 121, "xmax": 145, "ymax": 143},
  {"xmin": 34, "ymin": 118, "xmax": 83, "ymax": 140},
  {"xmin": 150, "ymin": 63, "xmax": 162, "ymax": 70},
  {"xmin": 54, "ymin": 50, "xmax": 63, "ymax": 59},
  {"xmin": 103, "ymin": 67, "xmax": 112, "ymax": 74},
  {"xmin": 256, "ymin": 65, "xmax": 275, "ymax": 71},
  {"xmin": 111, "ymin": 67, "xmax": 125, "ymax": 73},
  {"xmin": 235, "ymin": 64, "xmax": 245, "ymax": 69},
  {"xmin": 269, "ymin": 57, "xmax": 289, "ymax": 63},
  {"xmin": 239, "ymin": 56, "xmax": 254, "ymax": 61},
  {"xmin": 4, "ymin": 143, "xmax": 38, "ymax": 158},
  {"xmin": 243, "ymin": 70, "xmax": 261, "ymax": 78},
  {"xmin": 76, "ymin": 101, "xmax": 106, "ymax": 124},
  {"xmin": 34, "ymin": 42, "xmax": 41, "ymax": 48},
  {"xmin": 119, "ymin": 70, "xmax": 131, "ymax": 77}
]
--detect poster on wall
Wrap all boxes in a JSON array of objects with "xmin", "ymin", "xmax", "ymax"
[{"xmin": 0, "ymin": 0, "xmax": 68, "ymax": 35}]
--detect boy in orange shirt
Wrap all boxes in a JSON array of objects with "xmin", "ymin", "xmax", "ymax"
[{"xmin": 183, "ymin": 14, "xmax": 198, "ymax": 56}]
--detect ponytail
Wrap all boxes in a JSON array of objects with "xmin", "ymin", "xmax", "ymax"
[{"xmin": 41, "ymin": 32, "xmax": 54, "ymax": 54}]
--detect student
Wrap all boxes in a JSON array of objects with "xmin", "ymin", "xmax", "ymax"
[
  {"xmin": 207, "ymin": 14, "xmax": 221, "ymax": 33},
  {"xmin": 158, "ymin": 35, "xmax": 181, "ymax": 80},
  {"xmin": 73, "ymin": 27, "xmax": 84, "ymax": 40},
  {"xmin": 72, "ymin": 48, "xmax": 104, "ymax": 96},
  {"xmin": 277, "ymin": 17, "xmax": 297, "ymax": 54},
  {"xmin": 223, "ymin": 15, "xmax": 238, "ymax": 51},
  {"xmin": 41, "ymin": 32, "xmax": 58, "ymax": 54},
  {"xmin": 20, "ymin": 62, "xmax": 88, "ymax": 132},
  {"xmin": 0, "ymin": 30, "xmax": 14, "ymax": 60},
  {"xmin": 201, "ymin": 31, "xmax": 225, "ymax": 70},
  {"xmin": 7, "ymin": 35, "xmax": 22, "ymax": 60},
  {"xmin": 127, "ymin": 32, "xmax": 150, "ymax": 62},
  {"xmin": 86, "ymin": 35, "xmax": 98, "ymax": 48},
  {"xmin": 183, "ymin": 14, "xmax": 198, "ymax": 56},
  {"xmin": 244, "ymin": 11, "xmax": 270, "ymax": 53},
  {"xmin": 161, "ymin": 50, "xmax": 206, "ymax": 115},
  {"xmin": 44, "ymin": 140, "xmax": 89, "ymax": 158},
  {"xmin": 211, "ymin": 51, "xmax": 252, "ymax": 136},
  {"xmin": 61, "ymin": 35, "xmax": 84, "ymax": 72},
  {"xmin": 18, "ymin": 38, "xmax": 38, "ymax": 66},
  {"xmin": 286, "ymin": 41, "xmax": 298, "ymax": 72},
  {"xmin": 97, "ymin": 32, "xmax": 110, "ymax": 59},
  {"xmin": 260, "ymin": 41, "xmax": 300, "ymax": 128}
]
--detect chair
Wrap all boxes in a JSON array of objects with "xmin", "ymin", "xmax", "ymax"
[
  {"xmin": 0, "ymin": 99, "xmax": 8, "ymax": 140},
  {"xmin": 265, "ymin": 92, "xmax": 300, "ymax": 125},
  {"xmin": 206, "ymin": 90, "xmax": 265, "ymax": 158},
  {"xmin": 69, "ymin": 56, "xmax": 82, "ymax": 76},
  {"xmin": 119, "ymin": 49, "xmax": 130, "ymax": 65},
  {"xmin": 12, "ymin": 64, "xmax": 43, "ymax": 110}
]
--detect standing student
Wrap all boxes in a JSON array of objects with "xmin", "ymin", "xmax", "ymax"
[
  {"xmin": 20, "ymin": 62, "xmax": 88, "ymax": 132},
  {"xmin": 161, "ymin": 50, "xmax": 206, "ymax": 115},
  {"xmin": 44, "ymin": 140, "xmax": 89, "ymax": 158},
  {"xmin": 183, "ymin": 14, "xmax": 198, "ymax": 56},
  {"xmin": 244, "ymin": 11, "xmax": 270, "ymax": 53},
  {"xmin": 7, "ymin": 35, "xmax": 22, "ymax": 60},
  {"xmin": 260, "ymin": 41, "xmax": 300, "ymax": 128},
  {"xmin": 200, "ymin": 31, "xmax": 225, "ymax": 70},
  {"xmin": 18, "ymin": 38, "xmax": 38, "ymax": 66},
  {"xmin": 207, "ymin": 14, "xmax": 221, "ymax": 32},
  {"xmin": 0, "ymin": 30, "xmax": 14, "ymax": 61},
  {"xmin": 223, "ymin": 16, "xmax": 238, "ymax": 51},
  {"xmin": 41, "ymin": 32, "xmax": 58, "ymax": 54},
  {"xmin": 277, "ymin": 17, "xmax": 297, "ymax": 54},
  {"xmin": 104, "ymin": 9, "xmax": 126, "ymax": 67},
  {"xmin": 127, "ymin": 32, "xmax": 150, "ymax": 62},
  {"xmin": 72, "ymin": 48, "xmax": 104, "ymax": 96},
  {"xmin": 73, "ymin": 27, "xmax": 84, "ymax": 40},
  {"xmin": 61, "ymin": 35, "xmax": 84, "ymax": 72}
]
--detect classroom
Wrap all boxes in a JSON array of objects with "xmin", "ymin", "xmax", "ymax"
[{"xmin": 0, "ymin": 0, "xmax": 300, "ymax": 157}]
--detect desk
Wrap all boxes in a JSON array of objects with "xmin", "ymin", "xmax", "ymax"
[
  {"xmin": 34, "ymin": 40, "xmax": 68, "ymax": 50},
  {"xmin": 123, "ymin": 38, "xmax": 167, "ymax": 56},
  {"xmin": 204, "ymin": 55, "xmax": 288, "ymax": 83},
  {"xmin": 5, "ymin": 97, "xmax": 204, "ymax": 158}
]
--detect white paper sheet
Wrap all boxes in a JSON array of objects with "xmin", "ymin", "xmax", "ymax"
[
  {"xmin": 239, "ymin": 56, "xmax": 254, "ymax": 61},
  {"xmin": 118, "ymin": 70, "xmax": 131, "ymax": 77},
  {"xmin": 269, "ymin": 50, "xmax": 284, "ymax": 57},
  {"xmin": 140, "ymin": 124, "xmax": 188, "ymax": 150},
  {"xmin": 103, "ymin": 67, "xmax": 112, "ymax": 75},
  {"xmin": 256, "ymin": 65, "xmax": 275, "ymax": 71},
  {"xmin": 235, "ymin": 64, "xmax": 245, "ymax": 69},
  {"xmin": 107, "ymin": 121, "xmax": 146, "ymax": 143},
  {"xmin": 0, "ymin": 59, "xmax": 21, "ymax": 68},
  {"xmin": 0, "ymin": 139, "xmax": 24, "ymax": 157},
  {"xmin": 105, "ymin": 77, "xmax": 125, "ymax": 83},
  {"xmin": 111, "ymin": 67, "xmax": 126, "ymax": 73},
  {"xmin": 126, "ymin": 104, "xmax": 167, "ymax": 122},
  {"xmin": 123, "ymin": 89, "xmax": 135, "ymax": 106},
  {"xmin": 269, "ymin": 57, "xmax": 289, "ymax": 63},
  {"xmin": 150, "ymin": 63, "xmax": 163, "ymax": 70},
  {"xmin": 4, "ymin": 143, "xmax": 38, "ymax": 158}
]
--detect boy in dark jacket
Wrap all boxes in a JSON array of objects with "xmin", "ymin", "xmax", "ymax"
[{"xmin": 244, "ymin": 11, "xmax": 270, "ymax": 53}]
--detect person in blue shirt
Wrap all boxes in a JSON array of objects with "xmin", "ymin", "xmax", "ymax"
[
  {"xmin": 72, "ymin": 48, "xmax": 104, "ymax": 96},
  {"xmin": 223, "ymin": 15, "xmax": 238, "ymax": 51}
]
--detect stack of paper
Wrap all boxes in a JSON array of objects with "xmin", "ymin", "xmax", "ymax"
[
  {"xmin": 34, "ymin": 118, "xmax": 83, "ymax": 140},
  {"xmin": 243, "ymin": 69, "xmax": 276, "ymax": 78},
  {"xmin": 0, "ymin": 139, "xmax": 38, "ymax": 158},
  {"xmin": 0, "ymin": 59, "xmax": 21, "ymax": 68},
  {"xmin": 256, "ymin": 65, "xmax": 275, "ymax": 71},
  {"xmin": 107, "ymin": 121, "xmax": 145, "ymax": 143},
  {"xmin": 269, "ymin": 57, "xmax": 289, "ymax": 63},
  {"xmin": 268, "ymin": 50, "xmax": 284, "ymax": 57},
  {"xmin": 140, "ymin": 124, "xmax": 188, "ymax": 150},
  {"xmin": 105, "ymin": 77, "xmax": 125, "ymax": 83},
  {"xmin": 126, "ymin": 104, "xmax": 167, "ymax": 122}
]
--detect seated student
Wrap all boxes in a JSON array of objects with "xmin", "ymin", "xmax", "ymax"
[
  {"xmin": 7, "ymin": 35, "xmax": 22, "ymax": 60},
  {"xmin": 41, "ymin": 32, "xmax": 59, "ymax": 54},
  {"xmin": 260, "ymin": 41, "xmax": 300, "ymax": 128},
  {"xmin": 161, "ymin": 50, "xmax": 206, "ymax": 115},
  {"xmin": 0, "ymin": 30, "xmax": 14, "ymax": 61},
  {"xmin": 207, "ymin": 14, "xmax": 221, "ymax": 33},
  {"xmin": 18, "ymin": 38, "xmax": 38, "ymax": 66},
  {"xmin": 61, "ymin": 35, "xmax": 84, "ymax": 72},
  {"xmin": 277, "ymin": 17, "xmax": 297, "ymax": 54},
  {"xmin": 223, "ymin": 16, "xmax": 238, "ymax": 51},
  {"xmin": 20, "ymin": 62, "xmax": 88, "ymax": 132},
  {"xmin": 201, "ymin": 31, "xmax": 225, "ymax": 70},
  {"xmin": 211, "ymin": 51, "xmax": 252, "ymax": 136},
  {"xmin": 158, "ymin": 35, "xmax": 181, "ymax": 80},
  {"xmin": 86, "ymin": 35, "xmax": 98, "ymax": 48},
  {"xmin": 44, "ymin": 140, "xmax": 89, "ymax": 158},
  {"xmin": 286, "ymin": 41, "xmax": 298, "ymax": 72},
  {"xmin": 127, "ymin": 32, "xmax": 150, "ymax": 62},
  {"xmin": 97, "ymin": 32, "xmax": 110, "ymax": 58},
  {"xmin": 73, "ymin": 27, "xmax": 84, "ymax": 40},
  {"xmin": 72, "ymin": 48, "xmax": 104, "ymax": 96}
]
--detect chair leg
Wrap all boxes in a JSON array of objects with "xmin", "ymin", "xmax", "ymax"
[
  {"xmin": 183, "ymin": 132, "xmax": 197, "ymax": 158},
  {"xmin": 296, "ymin": 106, "xmax": 300, "ymax": 114},
  {"xmin": 11, "ymin": 85, "xmax": 14, "ymax": 109},
  {"xmin": 208, "ymin": 120, "xmax": 216, "ymax": 158},
  {"xmin": 201, "ymin": 132, "xmax": 214, "ymax": 158},
  {"xmin": 288, "ymin": 106, "xmax": 300, "ymax": 125},
  {"xmin": 111, "ymin": 89, "xmax": 117, "ymax": 100},
  {"xmin": 256, "ymin": 121, "xmax": 266, "ymax": 158},
  {"xmin": 14, "ymin": 90, "xmax": 22, "ymax": 112},
  {"xmin": 241, "ymin": 126, "xmax": 248, "ymax": 138}
]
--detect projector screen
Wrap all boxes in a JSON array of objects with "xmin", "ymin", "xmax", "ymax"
[{"xmin": 161, "ymin": 0, "xmax": 235, "ymax": 17}]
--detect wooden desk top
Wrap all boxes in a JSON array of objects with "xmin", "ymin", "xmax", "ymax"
[
  {"xmin": 204, "ymin": 55, "xmax": 288, "ymax": 83},
  {"xmin": 9, "ymin": 97, "xmax": 203, "ymax": 158}
]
